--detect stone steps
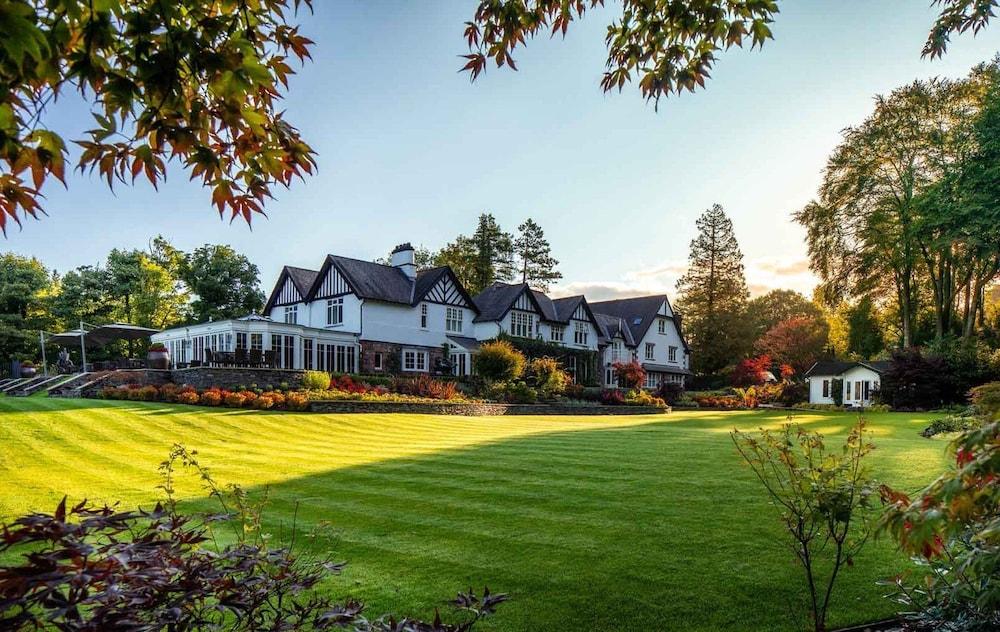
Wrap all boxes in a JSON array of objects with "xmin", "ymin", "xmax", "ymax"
[{"xmin": 11, "ymin": 374, "xmax": 76, "ymax": 396}]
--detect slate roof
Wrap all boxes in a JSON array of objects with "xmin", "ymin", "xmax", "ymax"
[
  {"xmin": 472, "ymin": 283, "xmax": 535, "ymax": 322},
  {"xmin": 286, "ymin": 266, "xmax": 319, "ymax": 297},
  {"xmin": 643, "ymin": 362, "xmax": 692, "ymax": 375},
  {"xmin": 552, "ymin": 296, "xmax": 584, "ymax": 322},
  {"xmin": 589, "ymin": 296, "xmax": 690, "ymax": 350},
  {"xmin": 307, "ymin": 257, "xmax": 475, "ymax": 309},
  {"xmin": 804, "ymin": 360, "xmax": 889, "ymax": 377},
  {"xmin": 595, "ymin": 313, "xmax": 636, "ymax": 347}
]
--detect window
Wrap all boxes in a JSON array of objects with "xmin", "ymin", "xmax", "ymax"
[
  {"xmin": 326, "ymin": 298, "xmax": 343, "ymax": 326},
  {"xmin": 303, "ymin": 339, "xmax": 313, "ymax": 370},
  {"xmin": 822, "ymin": 379, "xmax": 830, "ymax": 398},
  {"xmin": 863, "ymin": 381, "xmax": 871, "ymax": 400},
  {"xmin": 283, "ymin": 305, "xmax": 298, "ymax": 324},
  {"xmin": 373, "ymin": 352, "xmax": 383, "ymax": 371},
  {"xmin": 510, "ymin": 311, "xmax": 534, "ymax": 338},
  {"xmin": 658, "ymin": 319, "xmax": 666, "ymax": 334},
  {"xmin": 446, "ymin": 307, "xmax": 463, "ymax": 332},
  {"xmin": 645, "ymin": 342, "xmax": 655, "ymax": 360},
  {"xmin": 420, "ymin": 304, "xmax": 428, "ymax": 329},
  {"xmin": 644, "ymin": 372, "xmax": 658, "ymax": 389},
  {"xmin": 250, "ymin": 333, "xmax": 263, "ymax": 352},
  {"xmin": 403, "ymin": 349, "xmax": 428, "ymax": 372},
  {"xmin": 668, "ymin": 346, "xmax": 677, "ymax": 362},
  {"xmin": 611, "ymin": 341, "xmax": 623, "ymax": 363},
  {"xmin": 855, "ymin": 381, "xmax": 862, "ymax": 400},
  {"xmin": 551, "ymin": 325, "xmax": 564, "ymax": 342},
  {"xmin": 574, "ymin": 322, "xmax": 588, "ymax": 345},
  {"xmin": 236, "ymin": 332, "xmax": 247, "ymax": 350},
  {"xmin": 283, "ymin": 335, "xmax": 295, "ymax": 369}
]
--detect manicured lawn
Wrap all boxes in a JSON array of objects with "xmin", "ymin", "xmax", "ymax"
[{"xmin": 0, "ymin": 397, "xmax": 950, "ymax": 631}]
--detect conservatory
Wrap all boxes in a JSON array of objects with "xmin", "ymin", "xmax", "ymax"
[{"xmin": 150, "ymin": 315, "xmax": 360, "ymax": 373}]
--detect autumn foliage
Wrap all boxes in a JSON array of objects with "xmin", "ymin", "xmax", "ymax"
[{"xmin": 0, "ymin": 0, "xmax": 317, "ymax": 234}]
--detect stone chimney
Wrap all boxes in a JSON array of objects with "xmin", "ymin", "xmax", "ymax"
[{"xmin": 390, "ymin": 242, "xmax": 416, "ymax": 279}]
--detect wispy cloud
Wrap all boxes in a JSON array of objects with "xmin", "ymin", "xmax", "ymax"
[{"xmin": 551, "ymin": 256, "xmax": 818, "ymax": 300}]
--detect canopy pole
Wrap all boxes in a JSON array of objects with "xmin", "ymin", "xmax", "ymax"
[
  {"xmin": 80, "ymin": 320, "xmax": 87, "ymax": 373},
  {"xmin": 40, "ymin": 331, "xmax": 48, "ymax": 377}
]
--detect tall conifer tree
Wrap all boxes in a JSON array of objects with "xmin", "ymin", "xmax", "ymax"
[
  {"xmin": 675, "ymin": 204, "xmax": 750, "ymax": 375},
  {"xmin": 515, "ymin": 219, "xmax": 562, "ymax": 291}
]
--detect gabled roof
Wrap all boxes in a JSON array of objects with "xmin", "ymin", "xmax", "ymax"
[
  {"xmin": 804, "ymin": 360, "xmax": 890, "ymax": 377},
  {"xmin": 263, "ymin": 265, "xmax": 319, "ymax": 313},
  {"xmin": 595, "ymin": 313, "xmax": 636, "ymax": 347},
  {"xmin": 473, "ymin": 284, "xmax": 600, "ymax": 328},
  {"xmin": 590, "ymin": 295, "xmax": 688, "ymax": 350},
  {"xmin": 473, "ymin": 283, "xmax": 539, "ymax": 322}
]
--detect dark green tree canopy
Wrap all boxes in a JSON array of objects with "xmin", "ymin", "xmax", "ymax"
[
  {"xmin": 0, "ymin": 0, "xmax": 316, "ymax": 234},
  {"xmin": 181, "ymin": 244, "xmax": 265, "ymax": 323},
  {"xmin": 515, "ymin": 218, "xmax": 561, "ymax": 291},
  {"xmin": 675, "ymin": 203, "xmax": 749, "ymax": 375}
]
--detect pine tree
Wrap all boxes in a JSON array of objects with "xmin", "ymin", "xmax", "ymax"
[
  {"xmin": 675, "ymin": 204, "xmax": 750, "ymax": 375},
  {"xmin": 514, "ymin": 219, "xmax": 562, "ymax": 291},
  {"xmin": 469, "ymin": 213, "xmax": 515, "ymax": 293}
]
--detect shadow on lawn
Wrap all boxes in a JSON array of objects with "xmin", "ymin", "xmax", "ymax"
[{"xmin": 163, "ymin": 420, "xmax": 908, "ymax": 632}]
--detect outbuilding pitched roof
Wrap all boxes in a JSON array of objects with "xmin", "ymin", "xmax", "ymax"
[{"xmin": 804, "ymin": 360, "xmax": 890, "ymax": 377}]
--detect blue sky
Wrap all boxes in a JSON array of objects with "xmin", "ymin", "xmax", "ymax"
[{"xmin": 4, "ymin": 1, "xmax": 999, "ymax": 300}]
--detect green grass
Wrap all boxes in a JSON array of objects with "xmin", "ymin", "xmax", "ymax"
[{"xmin": 0, "ymin": 397, "xmax": 950, "ymax": 631}]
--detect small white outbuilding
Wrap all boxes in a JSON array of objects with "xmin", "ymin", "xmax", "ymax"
[{"xmin": 804, "ymin": 360, "xmax": 890, "ymax": 407}]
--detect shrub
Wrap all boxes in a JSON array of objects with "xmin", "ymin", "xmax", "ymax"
[
  {"xmin": 473, "ymin": 340, "xmax": 525, "ymax": 383},
  {"xmin": 881, "ymin": 348, "xmax": 954, "ymax": 410},
  {"xmin": 733, "ymin": 420, "xmax": 876, "ymax": 632},
  {"xmin": 674, "ymin": 394, "xmax": 698, "ymax": 408},
  {"xmin": 612, "ymin": 360, "xmax": 646, "ymax": 390},
  {"xmin": 331, "ymin": 374, "xmax": 367, "ymax": 394},
  {"xmin": 392, "ymin": 375, "xmax": 459, "ymax": 400},
  {"xmin": 285, "ymin": 392, "xmax": 309, "ymax": 411},
  {"xmin": 176, "ymin": 391, "xmax": 200, "ymax": 405},
  {"xmin": 241, "ymin": 391, "xmax": 259, "ymax": 408},
  {"xmin": 778, "ymin": 382, "xmax": 809, "ymax": 407},
  {"xmin": 731, "ymin": 354, "xmax": 772, "ymax": 387},
  {"xmin": 99, "ymin": 386, "xmax": 119, "ymax": 400},
  {"xmin": 525, "ymin": 357, "xmax": 568, "ymax": 396},
  {"xmin": 302, "ymin": 370, "xmax": 331, "ymax": 390},
  {"xmin": 255, "ymin": 394, "xmax": 275, "ymax": 409},
  {"xmin": 733, "ymin": 386, "xmax": 759, "ymax": 409},
  {"xmin": 623, "ymin": 389, "xmax": 666, "ymax": 407},
  {"xmin": 969, "ymin": 381, "xmax": 1000, "ymax": 418},
  {"xmin": 599, "ymin": 389, "xmax": 625, "ymax": 405},
  {"xmin": 654, "ymin": 382, "xmax": 685, "ymax": 405},
  {"xmin": 691, "ymin": 394, "xmax": 742, "ymax": 409},
  {"xmin": 147, "ymin": 342, "xmax": 167, "ymax": 352},
  {"xmin": 159, "ymin": 383, "xmax": 180, "ymax": 402},
  {"xmin": 830, "ymin": 377, "xmax": 844, "ymax": 407},
  {"xmin": 920, "ymin": 414, "xmax": 981, "ymax": 438},
  {"xmin": 503, "ymin": 381, "xmax": 537, "ymax": 404},
  {"xmin": 267, "ymin": 391, "xmax": 286, "ymax": 408},
  {"xmin": 137, "ymin": 385, "xmax": 159, "ymax": 402},
  {"xmin": 199, "ymin": 389, "xmax": 222, "ymax": 406},
  {"xmin": 223, "ymin": 391, "xmax": 247, "ymax": 407},
  {"xmin": 880, "ymin": 421, "xmax": 1000, "ymax": 630}
]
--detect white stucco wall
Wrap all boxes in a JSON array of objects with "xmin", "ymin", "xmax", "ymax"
[
  {"xmin": 363, "ymin": 301, "xmax": 475, "ymax": 347},
  {"xmin": 808, "ymin": 367, "xmax": 881, "ymax": 405}
]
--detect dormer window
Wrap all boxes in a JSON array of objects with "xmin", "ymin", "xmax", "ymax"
[{"xmin": 574, "ymin": 322, "xmax": 588, "ymax": 345}]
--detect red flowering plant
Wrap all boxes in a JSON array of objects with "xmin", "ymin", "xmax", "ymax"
[
  {"xmin": 731, "ymin": 354, "xmax": 772, "ymax": 387},
  {"xmin": 879, "ymin": 420, "xmax": 1000, "ymax": 630},
  {"xmin": 732, "ymin": 418, "xmax": 876, "ymax": 632},
  {"xmin": 612, "ymin": 360, "xmax": 645, "ymax": 390}
]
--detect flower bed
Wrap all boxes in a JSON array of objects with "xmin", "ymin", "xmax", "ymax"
[{"xmin": 99, "ymin": 383, "xmax": 309, "ymax": 411}]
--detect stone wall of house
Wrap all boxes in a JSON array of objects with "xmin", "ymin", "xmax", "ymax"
[
  {"xmin": 359, "ymin": 341, "xmax": 449, "ymax": 376},
  {"xmin": 308, "ymin": 400, "xmax": 669, "ymax": 416}
]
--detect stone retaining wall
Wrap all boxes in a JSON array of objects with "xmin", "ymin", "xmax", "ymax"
[
  {"xmin": 308, "ymin": 400, "xmax": 670, "ymax": 416},
  {"xmin": 171, "ymin": 367, "xmax": 305, "ymax": 390}
]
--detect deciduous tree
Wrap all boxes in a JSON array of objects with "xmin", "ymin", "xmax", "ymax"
[
  {"xmin": 753, "ymin": 316, "xmax": 830, "ymax": 375},
  {"xmin": 0, "ymin": 0, "xmax": 316, "ymax": 234},
  {"xmin": 181, "ymin": 244, "xmax": 265, "ymax": 323},
  {"xmin": 0, "ymin": 252, "xmax": 53, "ymax": 362}
]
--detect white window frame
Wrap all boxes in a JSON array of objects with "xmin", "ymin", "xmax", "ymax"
[
  {"xmin": 573, "ymin": 321, "xmax": 588, "ymax": 346},
  {"xmin": 668, "ymin": 345, "xmax": 677, "ymax": 362},
  {"xmin": 658, "ymin": 319, "xmax": 666, "ymax": 334},
  {"xmin": 551, "ymin": 325, "xmax": 564, "ymax": 342},
  {"xmin": 645, "ymin": 342, "xmax": 655, "ymax": 361},
  {"xmin": 510, "ymin": 311, "xmax": 534, "ymax": 338},
  {"xmin": 327, "ymin": 298, "xmax": 344, "ymax": 326},
  {"xmin": 283, "ymin": 305, "xmax": 298, "ymax": 324},
  {"xmin": 445, "ymin": 307, "xmax": 463, "ymax": 332},
  {"xmin": 402, "ymin": 349, "xmax": 428, "ymax": 372},
  {"xmin": 420, "ymin": 304, "xmax": 428, "ymax": 329}
]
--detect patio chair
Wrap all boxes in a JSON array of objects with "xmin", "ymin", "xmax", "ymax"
[
  {"xmin": 263, "ymin": 350, "xmax": 276, "ymax": 369},
  {"xmin": 249, "ymin": 349, "xmax": 263, "ymax": 367},
  {"xmin": 205, "ymin": 349, "xmax": 215, "ymax": 367}
]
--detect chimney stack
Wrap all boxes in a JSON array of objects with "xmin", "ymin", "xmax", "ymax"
[{"xmin": 390, "ymin": 242, "xmax": 416, "ymax": 279}]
